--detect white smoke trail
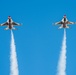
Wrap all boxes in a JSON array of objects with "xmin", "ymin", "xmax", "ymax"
[
  {"xmin": 57, "ymin": 29, "xmax": 66, "ymax": 75},
  {"xmin": 10, "ymin": 30, "xmax": 19, "ymax": 75}
]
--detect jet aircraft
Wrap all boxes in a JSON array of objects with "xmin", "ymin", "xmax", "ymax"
[
  {"xmin": 54, "ymin": 15, "xmax": 76, "ymax": 29},
  {"xmin": 0, "ymin": 16, "xmax": 21, "ymax": 30}
]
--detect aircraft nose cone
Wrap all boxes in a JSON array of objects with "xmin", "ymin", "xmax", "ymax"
[
  {"xmin": 8, "ymin": 16, "xmax": 11, "ymax": 19},
  {"xmin": 64, "ymin": 15, "xmax": 66, "ymax": 18}
]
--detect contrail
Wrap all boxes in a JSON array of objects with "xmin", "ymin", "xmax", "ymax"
[
  {"xmin": 57, "ymin": 29, "xmax": 67, "ymax": 75},
  {"xmin": 10, "ymin": 30, "xmax": 19, "ymax": 75}
]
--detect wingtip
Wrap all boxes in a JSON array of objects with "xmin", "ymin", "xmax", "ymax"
[{"xmin": 52, "ymin": 23, "xmax": 57, "ymax": 25}]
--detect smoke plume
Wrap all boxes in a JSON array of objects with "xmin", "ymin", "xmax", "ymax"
[
  {"xmin": 10, "ymin": 30, "xmax": 19, "ymax": 75},
  {"xmin": 57, "ymin": 29, "xmax": 67, "ymax": 75}
]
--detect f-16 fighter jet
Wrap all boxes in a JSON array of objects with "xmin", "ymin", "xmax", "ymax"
[
  {"xmin": 0, "ymin": 16, "xmax": 21, "ymax": 30},
  {"xmin": 54, "ymin": 15, "xmax": 76, "ymax": 29}
]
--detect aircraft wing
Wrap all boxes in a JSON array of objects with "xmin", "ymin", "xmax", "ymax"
[
  {"xmin": 55, "ymin": 21, "xmax": 63, "ymax": 25},
  {"xmin": 12, "ymin": 22, "xmax": 21, "ymax": 26},
  {"xmin": 0, "ymin": 22, "xmax": 8, "ymax": 26},
  {"xmin": 67, "ymin": 21, "xmax": 75, "ymax": 24}
]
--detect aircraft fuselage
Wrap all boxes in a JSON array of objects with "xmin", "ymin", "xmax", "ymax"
[
  {"xmin": 62, "ymin": 18, "xmax": 68, "ymax": 28},
  {"xmin": 62, "ymin": 22, "xmax": 67, "ymax": 28},
  {"xmin": 8, "ymin": 19, "xmax": 13, "ymax": 29}
]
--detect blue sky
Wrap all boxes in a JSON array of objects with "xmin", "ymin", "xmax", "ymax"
[{"xmin": 0, "ymin": 0, "xmax": 76, "ymax": 75}]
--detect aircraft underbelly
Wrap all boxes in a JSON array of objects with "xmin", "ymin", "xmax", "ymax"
[
  {"xmin": 63, "ymin": 23, "xmax": 66, "ymax": 28},
  {"xmin": 9, "ymin": 23, "xmax": 12, "ymax": 29}
]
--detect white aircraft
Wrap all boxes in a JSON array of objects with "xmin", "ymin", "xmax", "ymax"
[
  {"xmin": 54, "ymin": 15, "xmax": 76, "ymax": 29},
  {"xmin": 0, "ymin": 16, "xmax": 21, "ymax": 30}
]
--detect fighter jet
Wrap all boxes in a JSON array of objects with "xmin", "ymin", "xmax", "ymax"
[
  {"xmin": 0, "ymin": 16, "xmax": 21, "ymax": 30},
  {"xmin": 54, "ymin": 15, "xmax": 76, "ymax": 29}
]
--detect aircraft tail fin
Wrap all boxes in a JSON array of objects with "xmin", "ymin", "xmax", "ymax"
[
  {"xmin": 58, "ymin": 26, "xmax": 63, "ymax": 29},
  {"xmin": 12, "ymin": 27, "xmax": 17, "ymax": 30},
  {"xmin": 66, "ymin": 26, "xmax": 69, "ymax": 28},
  {"xmin": 4, "ymin": 27, "xmax": 17, "ymax": 30},
  {"xmin": 58, "ymin": 26, "xmax": 69, "ymax": 29},
  {"xmin": 4, "ymin": 27, "xmax": 9, "ymax": 30}
]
